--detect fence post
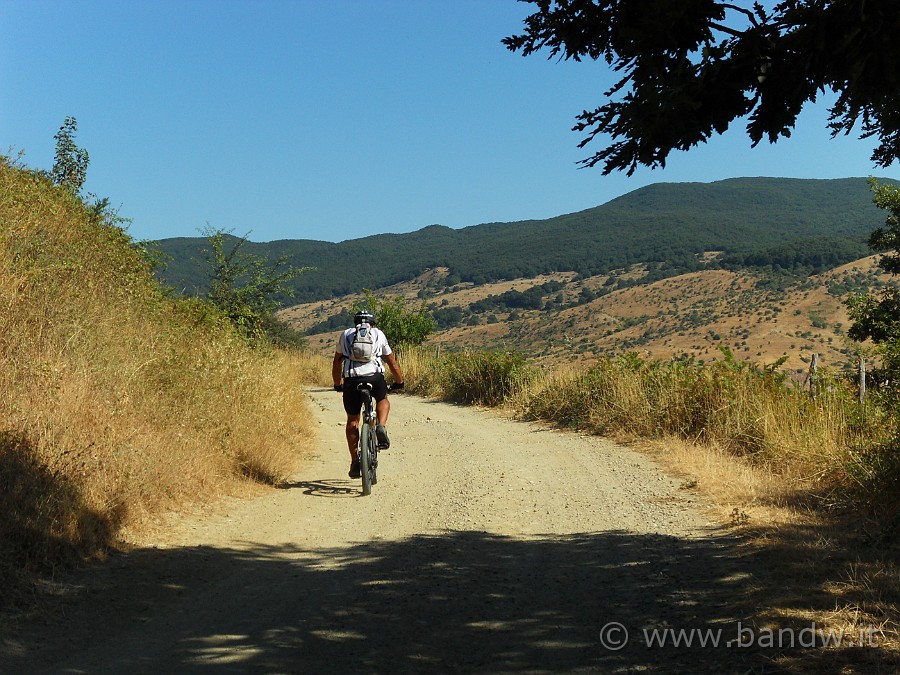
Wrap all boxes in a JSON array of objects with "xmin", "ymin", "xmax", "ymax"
[
  {"xmin": 807, "ymin": 352, "xmax": 819, "ymax": 401},
  {"xmin": 859, "ymin": 355, "xmax": 866, "ymax": 405},
  {"xmin": 435, "ymin": 344, "xmax": 441, "ymax": 359}
]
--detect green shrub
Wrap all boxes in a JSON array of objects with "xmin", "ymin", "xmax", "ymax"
[
  {"xmin": 436, "ymin": 350, "xmax": 534, "ymax": 407},
  {"xmin": 353, "ymin": 290, "xmax": 436, "ymax": 347}
]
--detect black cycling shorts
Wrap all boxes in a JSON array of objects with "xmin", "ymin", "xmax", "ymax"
[{"xmin": 342, "ymin": 374, "xmax": 389, "ymax": 416}]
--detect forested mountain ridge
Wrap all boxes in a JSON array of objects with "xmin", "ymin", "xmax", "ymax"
[{"xmin": 154, "ymin": 177, "xmax": 891, "ymax": 303}]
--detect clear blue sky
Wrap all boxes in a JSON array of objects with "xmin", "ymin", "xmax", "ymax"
[{"xmin": 1, "ymin": 0, "xmax": 894, "ymax": 243}]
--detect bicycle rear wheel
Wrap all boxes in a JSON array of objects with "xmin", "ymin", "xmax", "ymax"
[
  {"xmin": 359, "ymin": 423, "xmax": 375, "ymax": 495},
  {"xmin": 368, "ymin": 425, "xmax": 378, "ymax": 486}
]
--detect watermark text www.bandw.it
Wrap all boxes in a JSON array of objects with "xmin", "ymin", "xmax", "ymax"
[{"xmin": 598, "ymin": 621, "xmax": 881, "ymax": 651}]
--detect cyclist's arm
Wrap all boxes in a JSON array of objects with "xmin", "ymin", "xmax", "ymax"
[
  {"xmin": 382, "ymin": 352, "xmax": 404, "ymax": 387},
  {"xmin": 332, "ymin": 352, "xmax": 344, "ymax": 388}
]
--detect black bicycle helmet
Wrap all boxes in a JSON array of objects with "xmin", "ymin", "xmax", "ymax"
[{"xmin": 354, "ymin": 309, "xmax": 376, "ymax": 326}]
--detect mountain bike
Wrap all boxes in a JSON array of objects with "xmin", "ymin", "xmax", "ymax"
[{"xmin": 356, "ymin": 382, "xmax": 378, "ymax": 495}]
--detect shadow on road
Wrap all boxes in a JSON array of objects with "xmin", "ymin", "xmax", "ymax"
[
  {"xmin": 278, "ymin": 479, "xmax": 360, "ymax": 498},
  {"xmin": 3, "ymin": 526, "xmax": 896, "ymax": 673}
]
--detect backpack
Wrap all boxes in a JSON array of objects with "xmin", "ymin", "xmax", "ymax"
[{"xmin": 350, "ymin": 323, "xmax": 376, "ymax": 362}]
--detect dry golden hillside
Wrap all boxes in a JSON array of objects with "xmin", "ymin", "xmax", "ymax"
[{"xmin": 282, "ymin": 255, "xmax": 891, "ymax": 375}]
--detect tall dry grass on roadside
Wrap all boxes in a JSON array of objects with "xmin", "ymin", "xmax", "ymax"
[
  {"xmin": 0, "ymin": 160, "xmax": 312, "ymax": 607},
  {"xmin": 293, "ymin": 350, "xmax": 335, "ymax": 388},
  {"xmin": 523, "ymin": 351, "xmax": 886, "ymax": 501},
  {"xmin": 391, "ymin": 345, "xmax": 894, "ymax": 514}
]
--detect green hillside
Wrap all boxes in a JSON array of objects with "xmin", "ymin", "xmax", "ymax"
[{"xmin": 154, "ymin": 177, "xmax": 890, "ymax": 303}]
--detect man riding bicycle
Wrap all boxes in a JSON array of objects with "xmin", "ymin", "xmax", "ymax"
[{"xmin": 332, "ymin": 309, "xmax": 404, "ymax": 479}]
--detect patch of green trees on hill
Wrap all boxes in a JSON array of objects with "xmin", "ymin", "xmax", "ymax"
[
  {"xmin": 153, "ymin": 177, "xmax": 894, "ymax": 304},
  {"xmin": 720, "ymin": 236, "xmax": 870, "ymax": 275},
  {"xmin": 469, "ymin": 281, "xmax": 565, "ymax": 313},
  {"xmin": 305, "ymin": 309, "xmax": 353, "ymax": 335}
]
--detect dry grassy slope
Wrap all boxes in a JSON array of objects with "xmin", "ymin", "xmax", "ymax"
[
  {"xmin": 281, "ymin": 256, "xmax": 891, "ymax": 375},
  {"xmin": 278, "ymin": 268, "xmax": 575, "ymax": 328},
  {"xmin": 280, "ymin": 269, "xmax": 575, "ymax": 348}
]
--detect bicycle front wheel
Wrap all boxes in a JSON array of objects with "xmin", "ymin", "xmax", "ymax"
[{"xmin": 359, "ymin": 423, "xmax": 374, "ymax": 495}]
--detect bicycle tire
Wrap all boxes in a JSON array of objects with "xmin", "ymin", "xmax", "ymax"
[
  {"xmin": 360, "ymin": 423, "xmax": 373, "ymax": 496},
  {"xmin": 368, "ymin": 423, "xmax": 378, "ymax": 486}
]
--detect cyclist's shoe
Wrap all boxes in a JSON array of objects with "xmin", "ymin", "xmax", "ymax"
[
  {"xmin": 375, "ymin": 424, "xmax": 390, "ymax": 449},
  {"xmin": 348, "ymin": 460, "xmax": 361, "ymax": 479}
]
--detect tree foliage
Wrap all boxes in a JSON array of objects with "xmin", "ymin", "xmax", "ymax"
[
  {"xmin": 847, "ymin": 180, "xmax": 900, "ymax": 407},
  {"xmin": 200, "ymin": 227, "xmax": 310, "ymax": 344},
  {"xmin": 866, "ymin": 180, "xmax": 900, "ymax": 276},
  {"xmin": 51, "ymin": 116, "xmax": 90, "ymax": 194},
  {"xmin": 352, "ymin": 290, "xmax": 436, "ymax": 348},
  {"xmin": 504, "ymin": 1, "xmax": 900, "ymax": 175},
  {"xmin": 47, "ymin": 117, "xmax": 134, "ymax": 234},
  {"xmin": 848, "ymin": 181, "xmax": 900, "ymax": 341},
  {"xmin": 847, "ymin": 289, "xmax": 900, "ymax": 344}
]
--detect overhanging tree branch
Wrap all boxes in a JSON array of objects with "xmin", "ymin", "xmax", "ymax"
[{"xmin": 504, "ymin": 0, "xmax": 900, "ymax": 174}]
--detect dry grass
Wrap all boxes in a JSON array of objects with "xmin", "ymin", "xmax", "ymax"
[
  {"xmin": 518, "ymin": 351, "xmax": 889, "ymax": 508},
  {"xmin": 292, "ymin": 350, "xmax": 334, "ymax": 387},
  {"xmin": 0, "ymin": 160, "xmax": 314, "ymax": 609}
]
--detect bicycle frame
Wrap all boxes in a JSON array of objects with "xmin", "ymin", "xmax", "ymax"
[{"xmin": 357, "ymin": 383, "xmax": 378, "ymax": 495}]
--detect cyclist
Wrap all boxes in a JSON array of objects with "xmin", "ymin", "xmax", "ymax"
[{"xmin": 332, "ymin": 309, "xmax": 405, "ymax": 478}]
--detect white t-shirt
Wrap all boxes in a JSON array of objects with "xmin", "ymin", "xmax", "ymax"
[{"xmin": 337, "ymin": 325, "xmax": 392, "ymax": 378}]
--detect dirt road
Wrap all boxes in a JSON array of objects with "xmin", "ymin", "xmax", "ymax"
[{"xmin": 2, "ymin": 388, "xmax": 763, "ymax": 673}]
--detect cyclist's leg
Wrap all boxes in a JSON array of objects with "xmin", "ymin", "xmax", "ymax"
[
  {"xmin": 345, "ymin": 414, "xmax": 360, "ymax": 459},
  {"xmin": 369, "ymin": 374, "xmax": 390, "ymax": 425},
  {"xmin": 375, "ymin": 397, "xmax": 390, "ymax": 425},
  {"xmin": 341, "ymin": 380, "xmax": 364, "ymax": 460}
]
